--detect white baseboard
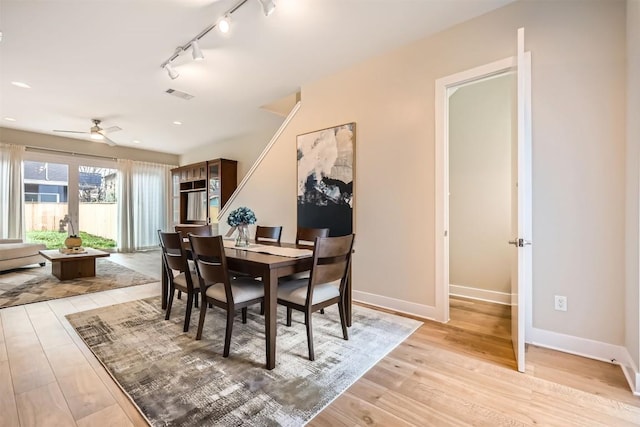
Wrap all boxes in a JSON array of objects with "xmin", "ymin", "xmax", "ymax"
[
  {"xmin": 530, "ymin": 327, "xmax": 639, "ymax": 395},
  {"xmin": 352, "ymin": 290, "xmax": 436, "ymax": 321},
  {"xmin": 449, "ymin": 284, "xmax": 511, "ymax": 305}
]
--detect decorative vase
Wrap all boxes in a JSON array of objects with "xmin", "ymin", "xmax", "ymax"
[
  {"xmin": 64, "ymin": 236, "xmax": 82, "ymax": 249},
  {"xmin": 235, "ymin": 224, "xmax": 250, "ymax": 247}
]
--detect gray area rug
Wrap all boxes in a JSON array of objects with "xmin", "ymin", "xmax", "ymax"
[
  {"xmin": 0, "ymin": 259, "xmax": 157, "ymax": 309},
  {"xmin": 67, "ymin": 296, "xmax": 421, "ymax": 426}
]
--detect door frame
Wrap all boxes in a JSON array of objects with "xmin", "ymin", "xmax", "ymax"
[{"xmin": 434, "ymin": 55, "xmax": 532, "ymax": 335}]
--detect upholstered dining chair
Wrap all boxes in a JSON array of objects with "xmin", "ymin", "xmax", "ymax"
[
  {"xmin": 174, "ymin": 224, "xmax": 213, "ymax": 237},
  {"xmin": 255, "ymin": 225, "xmax": 283, "ymax": 243},
  {"xmin": 277, "ymin": 233, "xmax": 355, "ymax": 361},
  {"xmin": 280, "ymin": 227, "xmax": 330, "ymax": 283},
  {"xmin": 188, "ymin": 234, "xmax": 265, "ymax": 358},
  {"xmin": 295, "ymin": 227, "xmax": 330, "ymax": 246},
  {"xmin": 157, "ymin": 230, "xmax": 200, "ymax": 332}
]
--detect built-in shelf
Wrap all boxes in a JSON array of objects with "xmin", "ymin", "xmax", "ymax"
[{"xmin": 171, "ymin": 159, "xmax": 237, "ymax": 226}]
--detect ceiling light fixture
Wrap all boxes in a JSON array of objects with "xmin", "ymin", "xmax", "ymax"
[
  {"xmin": 4, "ymin": 117, "xmax": 16, "ymax": 122},
  {"xmin": 164, "ymin": 63, "xmax": 179, "ymax": 80},
  {"xmin": 258, "ymin": 0, "xmax": 276, "ymax": 16},
  {"xmin": 159, "ymin": 0, "xmax": 276, "ymax": 79},
  {"xmin": 11, "ymin": 81, "xmax": 31, "ymax": 89},
  {"xmin": 218, "ymin": 14, "xmax": 232, "ymax": 34},
  {"xmin": 173, "ymin": 121, "xmax": 183, "ymax": 125},
  {"xmin": 191, "ymin": 39, "xmax": 204, "ymax": 61}
]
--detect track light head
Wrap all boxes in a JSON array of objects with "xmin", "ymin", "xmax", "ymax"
[
  {"xmin": 258, "ymin": 0, "xmax": 276, "ymax": 16},
  {"xmin": 164, "ymin": 63, "xmax": 179, "ymax": 80},
  {"xmin": 191, "ymin": 39, "xmax": 204, "ymax": 61},
  {"xmin": 218, "ymin": 14, "xmax": 231, "ymax": 33}
]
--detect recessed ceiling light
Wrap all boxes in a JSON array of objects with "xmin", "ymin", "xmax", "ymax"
[
  {"xmin": 11, "ymin": 81, "xmax": 31, "ymax": 89},
  {"xmin": 173, "ymin": 121, "xmax": 182, "ymax": 125},
  {"xmin": 4, "ymin": 117, "xmax": 16, "ymax": 122},
  {"xmin": 133, "ymin": 140, "xmax": 141, "ymax": 144}
]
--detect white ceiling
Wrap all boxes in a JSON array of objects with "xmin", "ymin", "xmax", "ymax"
[{"xmin": 0, "ymin": 0, "xmax": 513, "ymax": 155}]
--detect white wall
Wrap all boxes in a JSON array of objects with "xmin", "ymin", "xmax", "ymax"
[
  {"xmin": 222, "ymin": 0, "xmax": 628, "ymax": 349},
  {"xmin": 0, "ymin": 127, "xmax": 178, "ymax": 165},
  {"xmin": 625, "ymin": 0, "xmax": 640, "ymax": 390},
  {"xmin": 449, "ymin": 75, "xmax": 514, "ymax": 295}
]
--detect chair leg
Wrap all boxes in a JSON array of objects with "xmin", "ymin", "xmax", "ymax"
[
  {"xmin": 177, "ymin": 290, "xmax": 182, "ymax": 300},
  {"xmin": 195, "ymin": 299, "xmax": 207, "ymax": 340},
  {"xmin": 305, "ymin": 311, "xmax": 314, "ymax": 361},
  {"xmin": 194, "ymin": 293, "xmax": 199, "ymax": 309},
  {"xmin": 184, "ymin": 293, "xmax": 193, "ymax": 332},
  {"xmin": 320, "ymin": 308, "xmax": 325, "ymax": 314},
  {"xmin": 286, "ymin": 307, "xmax": 292, "ymax": 326},
  {"xmin": 260, "ymin": 301, "xmax": 265, "ymax": 315},
  {"xmin": 338, "ymin": 300, "xmax": 349, "ymax": 340},
  {"xmin": 165, "ymin": 288, "xmax": 175, "ymax": 321},
  {"xmin": 223, "ymin": 308, "xmax": 234, "ymax": 357},
  {"xmin": 242, "ymin": 307, "xmax": 247, "ymax": 324}
]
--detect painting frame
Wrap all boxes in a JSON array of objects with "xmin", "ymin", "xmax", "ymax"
[{"xmin": 296, "ymin": 122, "xmax": 355, "ymax": 237}]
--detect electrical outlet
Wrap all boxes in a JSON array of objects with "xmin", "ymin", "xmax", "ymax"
[{"xmin": 554, "ymin": 295, "xmax": 567, "ymax": 311}]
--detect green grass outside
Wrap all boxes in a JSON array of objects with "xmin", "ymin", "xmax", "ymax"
[{"xmin": 26, "ymin": 231, "xmax": 117, "ymax": 250}]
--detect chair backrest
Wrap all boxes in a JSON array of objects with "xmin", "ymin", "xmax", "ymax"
[
  {"xmin": 308, "ymin": 234, "xmax": 355, "ymax": 299},
  {"xmin": 188, "ymin": 235, "xmax": 234, "ymax": 304},
  {"xmin": 255, "ymin": 225, "xmax": 283, "ymax": 243},
  {"xmin": 158, "ymin": 230, "xmax": 190, "ymax": 273},
  {"xmin": 296, "ymin": 227, "xmax": 330, "ymax": 246},
  {"xmin": 175, "ymin": 224, "xmax": 213, "ymax": 237}
]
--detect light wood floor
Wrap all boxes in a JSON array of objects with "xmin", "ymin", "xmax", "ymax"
[{"xmin": 1, "ymin": 252, "xmax": 638, "ymax": 426}]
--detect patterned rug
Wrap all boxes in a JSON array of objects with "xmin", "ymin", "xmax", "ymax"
[
  {"xmin": 0, "ymin": 259, "xmax": 157, "ymax": 309},
  {"xmin": 67, "ymin": 296, "xmax": 421, "ymax": 426}
]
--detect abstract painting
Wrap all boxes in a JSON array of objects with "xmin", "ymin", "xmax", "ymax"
[{"xmin": 297, "ymin": 123, "xmax": 355, "ymax": 237}]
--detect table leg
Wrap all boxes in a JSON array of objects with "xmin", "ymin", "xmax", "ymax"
[{"xmin": 264, "ymin": 269, "xmax": 277, "ymax": 370}]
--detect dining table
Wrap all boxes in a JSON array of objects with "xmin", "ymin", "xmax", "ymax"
[{"xmin": 160, "ymin": 239, "xmax": 352, "ymax": 370}]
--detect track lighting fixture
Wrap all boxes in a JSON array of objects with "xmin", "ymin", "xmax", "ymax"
[
  {"xmin": 191, "ymin": 39, "xmax": 204, "ymax": 61},
  {"xmin": 258, "ymin": 0, "xmax": 276, "ymax": 16},
  {"xmin": 164, "ymin": 63, "xmax": 179, "ymax": 80},
  {"xmin": 159, "ymin": 0, "xmax": 276, "ymax": 79},
  {"xmin": 218, "ymin": 14, "xmax": 232, "ymax": 34}
]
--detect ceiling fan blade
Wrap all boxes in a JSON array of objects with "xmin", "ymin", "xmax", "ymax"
[
  {"xmin": 103, "ymin": 135, "xmax": 117, "ymax": 147},
  {"xmin": 103, "ymin": 126, "xmax": 122, "ymax": 134},
  {"xmin": 53, "ymin": 129, "xmax": 88, "ymax": 134}
]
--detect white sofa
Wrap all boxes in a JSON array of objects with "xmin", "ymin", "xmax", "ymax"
[{"xmin": 0, "ymin": 239, "xmax": 46, "ymax": 272}]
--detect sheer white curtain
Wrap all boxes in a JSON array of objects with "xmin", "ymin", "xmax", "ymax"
[
  {"xmin": 0, "ymin": 144, "xmax": 25, "ymax": 239},
  {"xmin": 117, "ymin": 159, "xmax": 174, "ymax": 252}
]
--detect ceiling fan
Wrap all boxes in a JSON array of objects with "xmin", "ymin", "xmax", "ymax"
[{"xmin": 53, "ymin": 119, "xmax": 121, "ymax": 146}]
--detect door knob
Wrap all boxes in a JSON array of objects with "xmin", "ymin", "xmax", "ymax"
[{"xmin": 508, "ymin": 238, "xmax": 532, "ymax": 247}]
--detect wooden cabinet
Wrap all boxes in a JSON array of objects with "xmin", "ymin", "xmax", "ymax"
[{"xmin": 171, "ymin": 159, "xmax": 237, "ymax": 226}]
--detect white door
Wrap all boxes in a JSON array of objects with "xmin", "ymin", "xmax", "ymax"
[
  {"xmin": 510, "ymin": 28, "xmax": 532, "ymax": 373},
  {"xmin": 435, "ymin": 28, "xmax": 532, "ymax": 373}
]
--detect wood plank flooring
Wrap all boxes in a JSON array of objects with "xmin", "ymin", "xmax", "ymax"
[{"xmin": 0, "ymin": 252, "xmax": 637, "ymax": 426}]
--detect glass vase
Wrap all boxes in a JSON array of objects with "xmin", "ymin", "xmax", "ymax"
[{"xmin": 235, "ymin": 224, "xmax": 250, "ymax": 247}]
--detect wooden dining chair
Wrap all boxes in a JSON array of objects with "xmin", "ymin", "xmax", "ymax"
[
  {"xmin": 255, "ymin": 225, "xmax": 283, "ymax": 243},
  {"xmin": 277, "ymin": 233, "xmax": 355, "ymax": 361},
  {"xmin": 175, "ymin": 224, "xmax": 213, "ymax": 237},
  {"xmin": 157, "ymin": 230, "xmax": 200, "ymax": 332},
  {"xmin": 188, "ymin": 234, "xmax": 265, "ymax": 358},
  {"xmin": 296, "ymin": 227, "xmax": 330, "ymax": 246}
]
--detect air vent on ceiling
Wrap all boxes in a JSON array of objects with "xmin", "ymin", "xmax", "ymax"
[{"xmin": 165, "ymin": 89, "xmax": 194, "ymax": 100}]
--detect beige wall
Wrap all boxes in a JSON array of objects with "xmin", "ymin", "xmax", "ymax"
[
  {"xmin": 449, "ymin": 75, "xmax": 515, "ymax": 294},
  {"xmin": 222, "ymin": 0, "xmax": 627, "ymax": 345},
  {"xmin": 626, "ymin": 0, "xmax": 640, "ymax": 379},
  {"xmin": 179, "ymin": 116, "xmax": 284, "ymax": 180},
  {"xmin": 0, "ymin": 127, "xmax": 179, "ymax": 165}
]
